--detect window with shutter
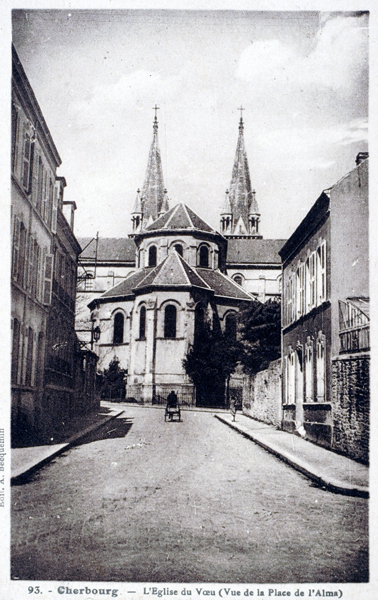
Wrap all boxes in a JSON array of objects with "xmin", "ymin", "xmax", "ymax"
[
  {"xmin": 19, "ymin": 222, "xmax": 27, "ymax": 287},
  {"xmin": 26, "ymin": 233, "xmax": 34, "ymax": 292},
  {"xmin": 25, "ymin": 327, "xmax": 34, "ymax": 387},
  {"xmin": 11, "ymin": 103, "xmax": 19, "ymax": 173},
  {"xmin": 52, "ymin": 183, "xmax": 59, "ymax": 233},
  {"xmin": 11, "ymin": 318, "xmax": 21, "ymax": 384},
  {"xmin": 12, "ymin": 216, "xmax": 20, "ymax": 281},
  {"xmin": 47, "ymin": 179, "xmax": 54, "ymax": 228},
  {"xmin": 43, "ymin": 254, "xmax": 54, "ymax": 305},
  {"xmin": 37, "ymin": 158, "xmax": 43, "ymax": 213},
  {"xmin": 21, "ymin": 128, "xmax": 34, "ymax": 193},
  {"xmin": 42, "ymin": 171, "xmax": 48, "ymax": 221}
]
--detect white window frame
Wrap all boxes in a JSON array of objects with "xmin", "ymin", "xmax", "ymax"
[
  {"xmin": 316, "ymin": 333, "xmax": 326, "ymax": 402},
  {"xmin": 43, "ymin": 254, "xmax": 54, "ymax": 305},
  {"xmin": 305, "ymin": 337, "xmax": 314, "ymax": 402}
]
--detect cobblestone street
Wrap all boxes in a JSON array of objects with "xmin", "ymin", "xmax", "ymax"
[{"xmin": 12, "ymin": 406, "xmax": 368, "ymax": 583}]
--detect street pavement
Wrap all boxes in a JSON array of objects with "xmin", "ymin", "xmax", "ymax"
[
  {"xmin": 215, "ymin": 413, "xmax": 368, "ymax": 497},
  {"xmin": 11, "ymin": 405, "xmax": 368, "ymax": 583}
]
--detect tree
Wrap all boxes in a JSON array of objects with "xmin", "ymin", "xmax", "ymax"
[
  {"xmin": 237, "ymin": 299, "xmax": 281, "ymax": 376},
  {"xmin": 183, "ymin": 322, "xmax": 242, "ymax": 407},
  {"xmin": 97, "ymin": 357, "xmax": 127, "ymax": 400}
]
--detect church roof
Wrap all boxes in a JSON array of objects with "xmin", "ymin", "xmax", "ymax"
[
  {"xmin": 100, "ymin": 268, "xmax": 153, "ymax": 299},
  {"xmin": 196, "ymin": 268, "xmax": 255, "ymax": 301},
  {"xmin": 135, "ymin": 252, "xmax": 211, "ymax": 291},
  {"xmin": 226, "ymin": 238, "xmax": 286, "ymax": 265},
  {"xmin": 145, "ymin": 202, "xmax": 215, "ymax": 233},
  {"xmin": 78, "ymin": 237, "xmax": 136, "ymax": 263},
  {"xmin": 140, "ymin": 114, "xmax": 167, "ymax": 222},
  {"xmin": 96, "ymin": 250, "xmax": 254, "ymax": 303}
]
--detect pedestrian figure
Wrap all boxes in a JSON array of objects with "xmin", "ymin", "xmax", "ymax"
[
  {"xmin": 230, "ymin": 395, "xmax": 236, "ymax": 421},
  {"xmin": 165, "ymin": 390, "xmax": 180, "ymax": 422},
  {"xmin": 167, "ymin": 390, "xmax": 178, "ymax": 408}
]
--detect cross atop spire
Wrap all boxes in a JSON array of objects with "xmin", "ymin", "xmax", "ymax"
[
  {"xmin": 238, "ymin": 106, "xmax": 245, "ymax": 130},
  {"xmin": 153, "ymin": 104, "xmax": 160, "ymax": 132},
  {"xmin": 219, "ymin": 111, "xmax": 262, "ymax": 239},
  {"xmin": 131, "ymin": 108, "xmax": 168, "ymax": 229}
]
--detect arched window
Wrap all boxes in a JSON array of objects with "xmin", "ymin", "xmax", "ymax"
[
  {"xmin": 225, "ymin": 313, "xmax": 237, "ymax": 339},
  {"xmin": 194, "ymin": 304, "xmax": 205, "ymax": 339},
  {"xmin": 174, "ymin": 244, "xmax": 183, "ymax": 257},
  {"xmin": 148, "ymin": 245, "xmax": 157, "ymax": 267},
  {"xmin": 164, "ymin": 305, "xmax": 177, "ymax": 338},
  {"xmin": 234, "ymin": 275, "xmax": 243, "ymax": 287},
  {"xmin": 113, "ymin": 312, "xmax": 124, "ymax": 345},
  {"xmin": 199, "ymin": 245, "xmax": 209, "ymax": 268},
  {"xmin": 139, "ymin": 306, "xmax": 146, "ymax": 339}
]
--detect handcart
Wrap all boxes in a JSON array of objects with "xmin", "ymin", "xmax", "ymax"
[{"xmin": 164, "ymin": 392, "xmax": 181, "ymax": 421}]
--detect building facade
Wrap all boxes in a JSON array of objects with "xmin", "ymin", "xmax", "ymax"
[
  {"xmin": 11, "ymin": 46, "xmax": 97, "ymax": 444},
  {"xmin": 89, "ymin": 202, "xmax": 254, "ymax": 405},
  {"xmin": 279, "ymin": 155, "xmax": 369, "ymax": 461},
  {"xmin": 75, "ymin": 115, "xmax": 285, "ymax": 351},
  {"xmin": 85, "ymin": 115, "xmax": 254, "ymax": 404}
]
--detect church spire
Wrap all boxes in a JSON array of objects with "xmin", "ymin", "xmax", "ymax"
[
  {"xmin": 140, "ymin": 105, "xmax": 168, "ymax": 225},
  {"xmin": 224, "ymin": 109, "xmax": 262, "ymax": 238}
]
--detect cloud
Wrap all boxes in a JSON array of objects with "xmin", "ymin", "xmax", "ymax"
[
  {"xmin": 70, "ymin": 70, "xmax": 180, "ymax": 125},
  {"xmin": 236, "ymin": 14, "xmax": 368, "ymax": 92},
  {"xmin": 255, "ymin": 118, "xmax": 367, "ymax": 170}
]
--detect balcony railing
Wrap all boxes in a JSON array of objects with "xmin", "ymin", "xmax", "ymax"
[{"xmin": 339, "ymin": 324, "xmax": 369, "ymax": 353}]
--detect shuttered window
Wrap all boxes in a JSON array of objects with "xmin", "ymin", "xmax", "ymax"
[{"xmin": 43, "ymin": 254, "xmax": 54, "ymax": 305}]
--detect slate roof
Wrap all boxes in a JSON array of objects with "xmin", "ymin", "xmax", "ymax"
[
  {"xmin": 196, "ymin": 268, "xmax": 254, "ymax": 301},
  {"xmin": 97, "ymin": 251, "xmax": 253, "ymax": 303},
  {"xmin": 145, "ymin": 203, "xmax": 215, "ymax": 233},
  {"xmin": 78, "ymin": 237, "xmax": 136, "ymax": 262},
  {"xmin": 226, "ymin": 238, "xmax": 286, "ymax": 265},
  {"xmin": 101, "ymin": 268, "xmax": 153, "ymax": 299},
  {"xmin": 78, "ymin": 235, "xmax": 285, "ymax": 267}
]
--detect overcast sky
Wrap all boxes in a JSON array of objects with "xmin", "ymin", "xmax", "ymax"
[{"xmin": 12, "ymin": 9, "xmax": 368, "ymax": 241}]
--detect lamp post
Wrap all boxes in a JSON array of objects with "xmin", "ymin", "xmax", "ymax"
[{"xmin": 91, "ymin": 325, "xmax": 100, "ymax": 351}]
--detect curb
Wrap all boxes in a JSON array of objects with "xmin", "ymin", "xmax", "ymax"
[
  {"xmin": 215, "ymin": 414, "xmax": 369, "ymax": 498},
  {"xmin": 11, "ymin": 410, "xmax": 125, "ymax": 484}
]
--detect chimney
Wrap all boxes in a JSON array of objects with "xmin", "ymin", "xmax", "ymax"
[{"xmin": 356, "ymin": 152, "xmax": 369, "ymax": 165}]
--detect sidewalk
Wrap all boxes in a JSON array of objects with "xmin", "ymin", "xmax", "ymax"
[
  {"xmin": 11, "ymin": 404, "xmax": 124, "ymax": 483},
  {"xmin": 215, "ymin": 413, "xmax": 369, "ymax": 498}
]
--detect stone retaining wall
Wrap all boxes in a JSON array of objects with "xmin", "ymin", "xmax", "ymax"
[
  {"xmin": 332, "ymin": 354, "xmax": 369, "ymax": 464},
  {"xmin": 241, "ymin": 359, "xmax": 282, "ymax": 427}
]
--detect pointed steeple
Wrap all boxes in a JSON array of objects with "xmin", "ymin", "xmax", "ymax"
[
  {"xmin": 223, "ymin": 109, "xmax": 262, "ymax": 238},
  {"xmin": 220, "ymin": 189, "xmax": 233, "ymax": 235},
  {"xmin": 140, "ymin": 105, "xmax": 167, "ymax": 225},
  {"xmin": 158, "ymin": 189, "xmax": 170, "ymax": 217},
  {"xmin": 131, "ymin": 188, "xmax": 143, "ymax": 233},
  {"xmin": 228, "ymin": 109, "xmax": 253, "ymax": 233}
]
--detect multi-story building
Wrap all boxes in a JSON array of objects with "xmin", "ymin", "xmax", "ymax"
[
  {"xmin": 11, "ymin": 45, "xmax": 97, "ymax": 444},
  {"xmin": 279, "ymin": 154, "xmax": 369, "ymax": 462}
]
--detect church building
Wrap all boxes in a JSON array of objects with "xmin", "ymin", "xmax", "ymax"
[{"xmin": 88, "ymin": 112, "xmax": 254, "ymax": 404}]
